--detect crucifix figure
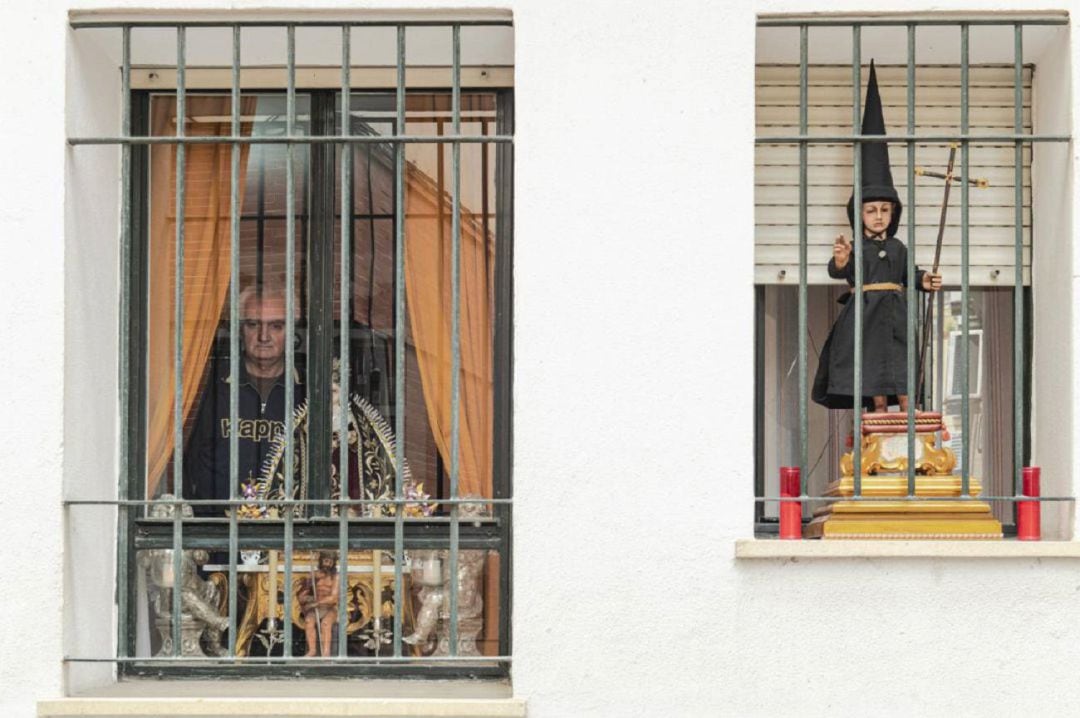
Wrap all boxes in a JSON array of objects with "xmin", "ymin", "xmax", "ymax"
[{"xmin": 298, "ymin": 551, "xmax": 341, "ymax": 657}]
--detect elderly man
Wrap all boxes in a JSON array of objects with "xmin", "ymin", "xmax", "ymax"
[{"xmin": 183, "ymin": 286, "xmax": 305, "ymax": 514}]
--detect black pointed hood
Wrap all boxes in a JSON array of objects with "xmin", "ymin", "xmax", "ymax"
[{"xmin": 846, "ymin": 60, "xmax": 902, "ymax": 236}]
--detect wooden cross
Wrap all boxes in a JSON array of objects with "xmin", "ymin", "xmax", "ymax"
[{"xmin": 913, "ymin": 144, "xmax": 990, "ymax": 408}]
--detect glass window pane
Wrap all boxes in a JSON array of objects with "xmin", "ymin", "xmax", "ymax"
[{"xmin": 146, "ymin": 93, "xmax": 310, "ymax": 513}]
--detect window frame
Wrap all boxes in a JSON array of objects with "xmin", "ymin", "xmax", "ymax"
[
  {"xmin": 750, "ymin": 15, "xmax": 1069, "ymax": 540},
  {"xmin": 111, "ymin": 32, "xmax": 514, "ymax": 679}
]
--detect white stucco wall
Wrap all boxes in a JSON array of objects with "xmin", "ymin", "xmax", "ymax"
[{"xmin": 3, "ymin": 1, "xmax": 1080, "ymax": 717}]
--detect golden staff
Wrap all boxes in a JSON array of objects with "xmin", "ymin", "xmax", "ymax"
[{"xmin": 913, "ymin": 167, "xmax": 990, "ymax": 188}]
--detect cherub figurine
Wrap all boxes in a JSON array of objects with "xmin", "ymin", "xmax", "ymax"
[
  {"xmin": 139, "ymin": 495, "xmax": 229, "ymax": 656},
  {"xmin": 403, "ymin": 500, "xmax": 488, "ymax": 655},
  {"xmin": 298, "ymin": 551, "xmax": 340, "ymax": 657}
]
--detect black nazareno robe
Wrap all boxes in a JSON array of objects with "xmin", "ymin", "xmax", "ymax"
[{"xmin": 812, "ymin": 234, "xmax": 928, "ymax": 410}]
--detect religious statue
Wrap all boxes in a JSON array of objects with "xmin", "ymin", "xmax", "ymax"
[
  {"xmin": 403, "ymin": 500, "xmax": 488, "ymax": 656},
  {"xmin": 139, "ymin": 495, "xmax": 229, "ymax": 656},
  {"xmin": 298, "ymin": 550, "xmax": 341, "ymax": 657},
  {"xmin": 233, "ymin": 361, "xmax": 433, "ymax": 655},
  {"xmin": 239, "ymin": 360, "xmax": 433, "ymax": 519},
  {"xmin": 811, "ymin": 60, "xmax": 942, "ymax": 414},
  {"xmin": 801, "ymin": 61, "xmax": 1001, "ymax": 541}
]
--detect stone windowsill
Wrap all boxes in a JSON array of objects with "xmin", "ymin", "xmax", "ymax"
[
  {"xmin": 735, "ymin": 539, "xmax": 1080, "ymax": 559},
  {"xmin": 38, "ymin": 680, "xmax": 525, "ymax": 717}
]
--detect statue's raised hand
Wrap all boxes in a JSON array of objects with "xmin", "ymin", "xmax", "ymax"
[{"xmin": 832, "ymin": 234, "xmax": 852, "ymax": 268}]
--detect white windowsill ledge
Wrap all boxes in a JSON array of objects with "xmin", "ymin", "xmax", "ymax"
[
  {"xmin": 38, "ymin": 681, "xmax": 525, "ymax": 717},
  {"xmin": 735, "ymin": 539, "xmax": 1080, "ymax": 559},
  {"xmin": 38, "ymin": 697, "xmax": 526, "ymax": 717}
]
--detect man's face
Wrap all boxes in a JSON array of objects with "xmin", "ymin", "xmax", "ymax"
[
  {"xmin": 862, "ymin": 200, "xmax": 893, "ymax": 236},
  {"xmin": 241, "ymin": 296, "xmax": 286, "ymax": 366},
  {"xmin": 319, "ymin": 554, "xmax": 335, "ymax": 571}
]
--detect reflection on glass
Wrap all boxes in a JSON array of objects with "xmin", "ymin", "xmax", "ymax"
[
  {"xmin": 334, "ymin": 93, "xmax": 500, "ymax": 507},
  {"xmin": 147, "ymin": 91, "xmax": 503, "ymax": 511},
  {"xmin": 934, "ymin": 290, "xmax": 1015, "ymax": 522},
  {"xmin": 146, "ymin": 94, "xmax": 310, "ymax": 507}
]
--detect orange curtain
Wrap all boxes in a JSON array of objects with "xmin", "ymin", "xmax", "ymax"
[
  {"xmin": 404, "ymin": 157, "xmax": 498, "ymax": 656},
  {"xmin": 404, "ymin": 166, "xmax": 495, "ymax": 500},
  {"xmin": 146, "ymin": 96, "xmax": 256, "ymax": 497}
]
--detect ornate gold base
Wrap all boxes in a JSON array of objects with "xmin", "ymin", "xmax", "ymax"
[{"xmin": 805, "ymin": 475, "xmax": 1003, "ymax": 540}]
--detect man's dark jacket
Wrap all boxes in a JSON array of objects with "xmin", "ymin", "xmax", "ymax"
[{"xmin": 182, "ymin": 357, "xmax": 306, "ymax": 515}]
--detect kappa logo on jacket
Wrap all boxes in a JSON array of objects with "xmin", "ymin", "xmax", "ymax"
[{"xmin": 219, "ymin": 418, "xmax": 286, "ymax": 443}]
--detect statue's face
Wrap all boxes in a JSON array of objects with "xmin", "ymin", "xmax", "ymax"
[
  {"xmin": 319, "ymin": 554, "xmax": 335, "ymax": 571},
  {"xmin": 861, "ymin": 200, "xmax": 893, "ymax": 236}
]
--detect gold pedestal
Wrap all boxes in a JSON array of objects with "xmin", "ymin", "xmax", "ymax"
[
  {"xmin": 804, "ymin": 476, "xmax": 1004, "ymax": 539},
  {"xmin": 806, "ymin": 421, "xmax": 1003, "ymax": 540}
]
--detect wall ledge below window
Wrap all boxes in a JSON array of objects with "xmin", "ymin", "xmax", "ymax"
[
  {"xmin": 38, "ymin": 681, "xmax": 524, "ymax": 717},
  {"xmin": 735, "ymin": 539, "xmax": 1080, "ymax": 559}
]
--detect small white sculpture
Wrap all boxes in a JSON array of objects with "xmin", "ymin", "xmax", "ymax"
[
  {"xmin": 139, "ymin": 495, "xmax": 229, "ymax": 657},
  {"xmin": 403, "ymin": 501, "xmax": 488, "ymax": 655}
]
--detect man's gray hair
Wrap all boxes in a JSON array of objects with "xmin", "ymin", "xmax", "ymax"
[{"xmin": 238, "ymin": 285, "xmax": 291, "ymax": 316}]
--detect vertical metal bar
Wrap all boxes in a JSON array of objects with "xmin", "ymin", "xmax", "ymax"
[
  {"xmin": 905, "ymin": 24, "xmax": 917, "ymax": 497},
  {"xmin": 935, "ymin": 291, "xmax": 944, "ymax": 413},
  {"xmin": 117, "ymin": 23, "xmax": 133, "ymax": 659},
  {"xmin": 1013, "ymin": 23, "xmax": 1025, "ymax": 500},
  {"xmin": 338, "ymin": 24, "xmax": 351, "ymax": 658},
  {"xmin": 171, "ymin": 497, "xmax": 183, "ymax": 657},
  {"xmin": 127, "ymin": 94, "xmax": 152, "ymax": 663},
  {"xmin": 283, "ymin": 22, "xmax": 296, "ymax": 657},
  {"xmin": 392, "ymin": 23, "xmax": 406, "ymax": 660},
  {"xmin": 448, "ymin": 22, "xmax": 462, "ymax": 656},
  {"xmin": 851, "ymin": 25, "xmax": 863, "ymax": 497},
  {"xmin": 797, "ymin": 25, "xmax": 808, "ymax": 497},
  {"xmin": 308, "ymin": 101, "xmax": 336, "ymax": 517},
  {"xmin": 493, "ymin": 88, "xmax": 514, "ymax": 661},
  {"xmin": 960, "ymin": 24, "xmax": 971, "ymax": 497},
  {"xmin": 227, "ymin": 22, "xmax": 241, "ymax": 657},
  {"xmin": 171, "ymin": 23, "xmax": 187, "ymax": 658}
]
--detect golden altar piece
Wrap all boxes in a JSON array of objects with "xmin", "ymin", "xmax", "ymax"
[
  {"xmin": 805, "ymin": 413, "xmax": 1003, "ymax": 540},
  {"xmin": 233, "ymin": 550, "xmax": 417, "ymax": 656}
]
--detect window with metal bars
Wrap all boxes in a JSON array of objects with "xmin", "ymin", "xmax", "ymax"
[
  {"xmin": 753, "ymin": 16, "xmax": 1073, "ymax": 539},
  {"xmin": 66, "ymin": 18, "xmax": 513, "ymax": 678}
]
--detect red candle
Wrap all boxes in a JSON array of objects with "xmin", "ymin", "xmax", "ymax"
[
  {"xmin": 780, "ymin": 467, "xmax": 802, "ymax": 540},
  {"xmin": 1017, "ymin": 466, "xmax": 1041, "ymax": 541}
]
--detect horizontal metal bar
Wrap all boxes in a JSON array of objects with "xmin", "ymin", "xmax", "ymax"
[
  {"xmin": 69, "ymin": 134, "xmax": 512, "ymax": 146},
  {"xmin": 70, "ymin": 20, "xmax": 514, "ymax": 29},
  {"xmin": 129, "ymin": 66, "xmax": 515, "ymax": 92},
  {"xmin": 133, "ymin": 531, "xmax": 501, "ymax": 552},
  {"xmin": 123, "ymin": 662, "xmax": 508, "ymax": 680},
  {"xmin": 757, "ymin": 16, "xmax": 1067, "ymax": 27},
  {"xmin": 757, "ymin": 496, "xmax": 1075, "ymax": 502},
  {"xmin": 65, "ymin": 497, "xmax": 512, "ymax": 506},
  {"xmin": 65, "ymin": 654, "xmax": 511, "ymax": 663},
  {"xmin": 757, "ymin": 134, "xmax": 1069, "ymax": 144},
  {"xmin": 135, "ymin": 516, "xmax": 502, "ymax": 523},
  {"xmin": 135, "ymin": 519, "xmax": 502, "ymax": 528}
]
